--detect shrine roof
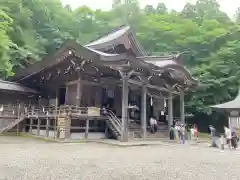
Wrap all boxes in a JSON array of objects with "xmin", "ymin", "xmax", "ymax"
[
  {"xmin": 86, "ymin": 26, "xmax": 130, "ymax": 47},
  {"xmin": 86, "ymin": 25, "xmax": 146, "ymax": 56},
  {"xmin": 9, "ymin": 26, "xmax": 197, "ymax": 86},
  {"xmin": 211, "ymin": 90, "xmax": 240, "ymax": 110},
  {"xmin": 0, "ymin": 80, "xmax": 38, "ymax": 94},
  {"xmin": 137, "ymin": 55, "xmax": 198, "ymax": 85}
]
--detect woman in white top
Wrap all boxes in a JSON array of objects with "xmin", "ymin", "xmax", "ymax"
[
  {"xmin": 150, "ymin": 117, "xmax": 155, "ymax": 133},
  {"xmin": 224, "ymin": 126, "xmax": 232, "ymax": 149}
]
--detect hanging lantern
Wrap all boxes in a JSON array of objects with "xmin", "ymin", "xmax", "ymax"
[{"xmin": 150, "ymin": 96, "xmax": 153, "ymax": 106}]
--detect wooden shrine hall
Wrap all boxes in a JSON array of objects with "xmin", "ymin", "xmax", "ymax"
[{"xmin": 0, "ymin": 25, "xmax": 198, "ymax": 141}]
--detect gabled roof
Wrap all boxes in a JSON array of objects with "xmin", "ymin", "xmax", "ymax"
[
  {"xmin": 11, "ymin": 40, "xmax": 128, "ymax": 82},
  {"xmin": 137, "ymin": 55, "xmax": 198, "ymax": 85},
  {"xmin": 211, "ymin": 89, "xmax": 240, "ymax": 110},
  {"xmin": 0, "ymin": 80, "xmax": 38, "ymax": 94},
  {"xmin": 86, "ymin": 25, "xmax": 147, "ymax": 56},
  {"xmin": 9, "ymin": 26, "xmax": 197, "ymax": 87}
]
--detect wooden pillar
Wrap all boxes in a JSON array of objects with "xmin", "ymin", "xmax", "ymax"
[
  {"xmin": 141, "ymin": 85, "xmax": 147, "ymax": 139},
  {"xmin": 168, "ymin": 92, "xmax": 173, "ymax": 131},
  {"xmin": 17, "ymin": 103, "xmax": 21, "ymax": 136},
  {"xmin": 65, "ymin": 84, "xmax": 69, "ymax": 105},
  {"xmin": 180, "ymin": 91, "xmax": 185, "ymax": 124},
  {"xmin": 37, "ymin": 118, "xmax": 40, "ymax": 136},
  {"xmin": 85, "ymin": 118, "xmax": 89, "ymax": 139},
  {"xmin": 54, "ymin": 89, "xmax": 58, "ymax": 139},
  {"xmin": 121, "ymin": 72, "xmax": 129, "ymax": 142},
  {"xmin": 46, "ymin": 112, "xmax": 49, "ymax": 137},
  {"xmin": 65, "ymin": 115, "xmax": 71, "ymax": 139},
  {"xmin": 76, "ymin": 78, "xmax": 81, "ymax": 106}
]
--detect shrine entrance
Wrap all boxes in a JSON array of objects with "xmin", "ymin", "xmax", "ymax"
[
  {"xmin": 102, "ymin": 88, "xmax": 115, "ymax": 110},
  {"xmin": 58, "ymin": 86, "xmax": 66, "ymax": 106}
]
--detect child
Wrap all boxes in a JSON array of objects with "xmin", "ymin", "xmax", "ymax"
[{"xmin": 193, "ymin": 124, "xmax": 199, "ymax": 141}]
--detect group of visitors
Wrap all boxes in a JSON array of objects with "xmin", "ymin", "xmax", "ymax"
[
  {"xmin": 170, "ymin": 123, "xmax": 199, "ymax": 144},
  {"xmin": 221, "ymin": 126, "xmax": 239, "ymax": 149},
  {"xmin": 209, "ymin": 125, "xmax": 239, "ymax": 149}
]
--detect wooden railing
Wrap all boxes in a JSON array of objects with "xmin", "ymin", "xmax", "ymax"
[
  {"xmin": 0, "ymin": 104, "xmax": 19, "ymax": 118},
  {"xmin": 0, "ymin": 104, "xmax": 102, "ymax": 119}
]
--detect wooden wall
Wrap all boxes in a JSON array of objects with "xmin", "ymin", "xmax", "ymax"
[{"xmin": 66, "ymin": 80, "xmax": 104, "ymax": 107}]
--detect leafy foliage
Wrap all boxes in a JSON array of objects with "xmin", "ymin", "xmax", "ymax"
[{"xmin": 1, "ymin": 0, "xmax": 240, "ymax": 117}]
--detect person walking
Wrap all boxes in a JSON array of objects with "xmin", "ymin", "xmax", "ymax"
[
  {"xmin": 209, "ymin": 125, "xmax": 218, "ymax": 148},
  {"xmin": 175, "ymin": 124, "xmax": 180, "ymax": 141},
  {"xmin": 179, "ymin": 124, "xmax": 186, "ymax": 144},
  {"xmin": 150, "ymin": 116, "xmax": 155, "ymax": 133},
  {"xmin": 193, "ymin": 124, "xmax": 199, "ymax": 141},
  {"xmin": 169, "ymin": 125, "xmax": 175, "ymax": 140},
  {"xmin": 224, "ymin": 126, "xmax": 232, "ymax": 149},
  {"xmin": 153, "ymin": 116, "xmax": 158, "ymax": 132}
]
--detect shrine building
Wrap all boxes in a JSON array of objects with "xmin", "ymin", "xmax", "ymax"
[{"xmin": 0, "ymin": 26, "xmax": 198, "ymax": 141}]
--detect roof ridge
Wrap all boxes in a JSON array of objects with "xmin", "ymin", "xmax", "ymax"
[
  {"xmin": 87, "ymin": 24, "xmax": 129, "ymax": 44},
  {"xmin": 0, "ymin": 80, "xmax": 21, "ymax": 85}
]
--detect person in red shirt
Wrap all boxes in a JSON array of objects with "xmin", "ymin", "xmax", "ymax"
[{"xmin": 193, "ymin": 124, "xmax": 199, "ymax": 141}]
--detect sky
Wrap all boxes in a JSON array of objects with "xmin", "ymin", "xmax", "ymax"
[{"xmin": 60, "ymin": 0, "xmax": 240, "ymax": 17}]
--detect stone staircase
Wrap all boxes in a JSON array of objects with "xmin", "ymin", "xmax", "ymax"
[
  {"xmin": 147, "ymin": 122, "xmax": 169, "ymax": 138},
  {"xmin": 128, "ymin": 120, "xmax": 141, "ymax": 139},
  {"xmin": 0, "ymin": 116, "xmax": 25, "ymax": 133},
  {"xmin": 106, "ymin": 110, "xmax": 121, "ymax": 140},
  {"xmin": 0, "ymin": 105, "xmax": 26, "ymax": 133},
  {"xmin": 105, "ymin": 110, "xmax": 170, "ymax": 140}
]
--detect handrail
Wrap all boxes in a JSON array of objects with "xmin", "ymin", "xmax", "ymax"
[
  {"xmin": 107, "ymin": 110, "xmax": 121, "ymax": 126},
  {"xmin": 108, "ymin": 113, "xmax": 121, "ymax": 128},
  {"xmin": 0, "ymin": 115, "xmax": 25, "ymax": 132},
  {"xmin": 108, "ymin": 116, "xmax": 121, "ymax": 133},
  {"xmin": 105, "ymin": 109, "xmax": 122, "ymax": 135}
]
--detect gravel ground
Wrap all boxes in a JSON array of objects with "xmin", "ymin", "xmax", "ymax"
[{"xmin": 0, "ymin": 136, "xmax": 240, "ymax": 180}]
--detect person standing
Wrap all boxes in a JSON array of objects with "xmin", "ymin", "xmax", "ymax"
[
  {"xmin": 188, "ymin": 124, "xmax": 192, "ymax": 141},
  {"xmin": 209, "ymin": 125, "xmax": 218, "ymax": 148},
  {"xmin": 150, "ymin": 117, "xmax": 155, "ymax": 133},
  {"xmin": 180, "ymin": 124, "xmax": 186, "ymax": 144},
  {"xmin": 175, "ymin": 124, "xmax": 180, "ymax": 141},
  {"xmin": 169, "ymin": 125, "xmax": 175, "ymax": 140},
  {"xmin": 224, "ymin": 126, "xmax": 232, "ymax": 149},
  {"xmin": 153, "ymin": 117, "xmax": 158, "ymax": 132},
  {"xmin": 193, "ymin": 124, "xmax": 199, "ymax": 141}
]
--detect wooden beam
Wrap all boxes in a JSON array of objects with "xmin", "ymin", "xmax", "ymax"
[{"xmin": 127, "ymin": 79, "xmax": 179, "ymax": 94}]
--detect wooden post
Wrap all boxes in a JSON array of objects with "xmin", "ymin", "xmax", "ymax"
[
  {"xmin": 76, "ymin": 76, "xmax": 81, "ymax": 106},
  {"xmin": 65, "ymin": 84, "xmax": 69, "ymax": 105},
  {"xmin": 141, "ymin": 85, "xmax": 147, "ymax": 139},
  {"xmin": 65, "ymin": 114, "xmax": 71, "ymax": 139},
  {"xmin": 54, "ymin": 89, "xmax": 58, "ymax": 139},
  {"xmin": 37, "ymin": 118, "xmax": 40, "ymax": 136},
  {"xmin": 121, "ymin": 72, "xmax": 129, "ymax": 142},
  {"xmin": 168, "ymin": 92, "xmax": 173, "ymax": 131},
  {"xmin": 85, "ymin": 118, "xmax": 89, "ymax": 139},
  {"xmin": 46, "ymin": 111, "xmax": 49, "ymax": 137},
  {"xmin": 180, "ymin": 91, "xmax": 185, "ymax": 124},
  {"xmin": 16, "ymin": 102, "xmax": 21, "ymax": 136}
]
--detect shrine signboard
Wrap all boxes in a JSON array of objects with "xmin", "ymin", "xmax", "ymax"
[{"xmin": 58, "ymin": 117, "xmax": 66, "ymax": 131}]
